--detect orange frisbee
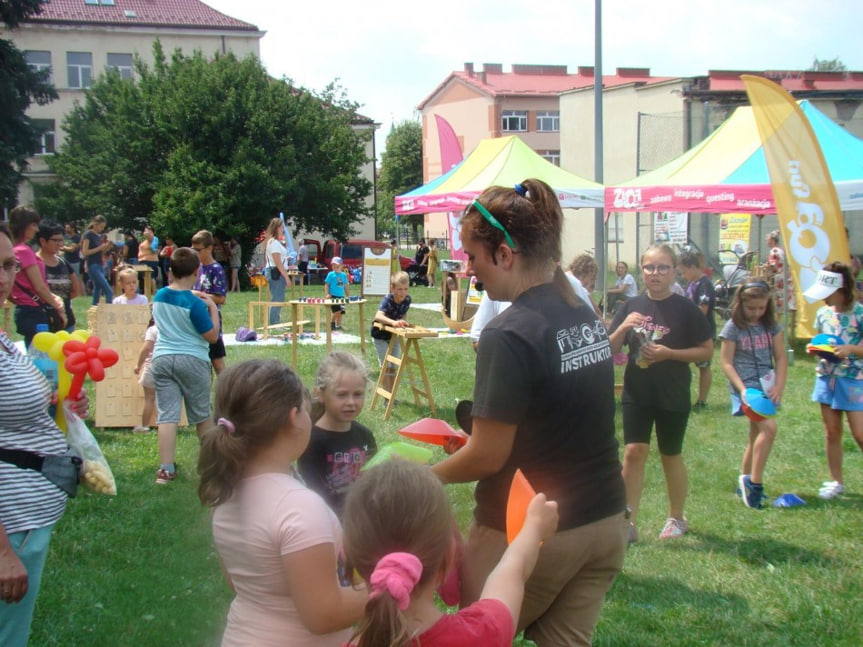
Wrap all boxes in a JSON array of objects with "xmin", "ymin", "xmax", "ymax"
[
  {"xmin": 506, "ymin": 469, "xmax": 536, "ymax": 545},
  {"xmin": 398, "ymin": 418, "xmax": 469, "ymax": 449}
]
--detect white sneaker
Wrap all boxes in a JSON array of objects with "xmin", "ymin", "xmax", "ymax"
[{"xmin": 818, "ymin": 480, "xmax": 845, "ymax": 499}]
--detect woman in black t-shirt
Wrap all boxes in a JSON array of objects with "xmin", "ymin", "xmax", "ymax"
[
  {"xmin": 609, "ymin": 244, "xmax": 713, "ymax": 543},
  {"xmin": 431, "ymin": 179, "xmax": 626, "ymax": 646}
]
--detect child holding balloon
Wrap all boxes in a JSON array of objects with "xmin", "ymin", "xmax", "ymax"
[
  {"xmin": 804, "ymin": 262, "xmax": 863, "ymax": 500},
  {"xmin": 719, "ymin": 280, "xmax": 786, "ymax": 509}
]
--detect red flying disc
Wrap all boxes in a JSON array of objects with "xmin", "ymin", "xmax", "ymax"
[{"xmin": 398, "ymin": 418, "xmax": 469, "ymax": 448}]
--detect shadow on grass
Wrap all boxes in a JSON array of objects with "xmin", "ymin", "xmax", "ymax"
[{"xmin": 650, "ymin": 529, "xmax": 842, "ymax": 569}]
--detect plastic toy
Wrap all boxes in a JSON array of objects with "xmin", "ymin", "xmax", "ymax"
[
  {"xmin": 398, "ymin": 417, "xmax": 469, "ymax": 449},
  {"xmin": 361, "ymin": 441, "xmax": 433, "ymax": 471},
  {"xmin": 506, "ymin": 468, "xmax": 536, "ymax": 545}
]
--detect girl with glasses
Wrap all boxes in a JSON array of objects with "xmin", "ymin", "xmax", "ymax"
[
  {"xmin": 36, "ymin": 220, "xmax": 80, "ymax": 333},
  {"xmin": 609, "ymin": 244, "xmax": 714, "ymax": 542},
  {"xmin": 430, "ymin": 179, "xmax": 627, "ymax": 646}
]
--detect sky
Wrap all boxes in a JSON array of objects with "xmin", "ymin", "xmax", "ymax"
[{"xmin": 205, "ymin": 0, "xmax": 862, "ymax": 154}]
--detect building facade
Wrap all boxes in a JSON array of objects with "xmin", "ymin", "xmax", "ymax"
[{"xmin": 8, "ymin": 0, "xmax": 263, "ymax": 204}]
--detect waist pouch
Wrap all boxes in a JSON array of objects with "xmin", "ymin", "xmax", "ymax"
[{"xmin": 0, "ymin": 446, "xmax": 82, "ymax": 497}]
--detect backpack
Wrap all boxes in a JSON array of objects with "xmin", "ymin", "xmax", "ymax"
[{"xmin": 235, "ymin": 326, "xmax": 258, "ymax": 342}]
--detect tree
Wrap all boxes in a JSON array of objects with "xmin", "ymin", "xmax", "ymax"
[
  {"xmin": 376, "ymin": 120, "xmax": 422, "ymax": 240},
  {"xmin": 0, "ymin": 0, "xmax": 58, "ymax": 208},
  {"xmin": 40, "ymin": 42, "xmax": 371, "ymax": 250},
  {"xmin": 809, "ymin": 57, "xmax": 846, "ymax": 72}
]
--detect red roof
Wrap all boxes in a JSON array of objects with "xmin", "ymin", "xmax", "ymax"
[
  {"xmin": 419, "ymin": 63, "xmax": 671, "ymax": 108},
  {"xmin": 703, "ymin": 70, "xmax": 863, "ymax": 93},
  {"xmin": 26, "ymin": 0, "xmax": 258, "ymax": 31}
]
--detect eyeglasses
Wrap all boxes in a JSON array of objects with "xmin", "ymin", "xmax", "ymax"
[
  {"xmin": 642, "ymin": 264, "xmax": 673, "ymax": 275},
  {"xmin": 48, "ymin": 237, "xmax": 64, "ymax": 243},
  {"xmin": 471, "ymin": 199, "xmax": 516, "ymax": 250},
  {"xmin": 1, "ymin": 260, "xmax": 22, "ymax": 275}
]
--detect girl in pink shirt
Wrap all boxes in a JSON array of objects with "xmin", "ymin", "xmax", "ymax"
[{"xmin": 198, "ymin": 359, "xmax": 366, "ymax": 646}]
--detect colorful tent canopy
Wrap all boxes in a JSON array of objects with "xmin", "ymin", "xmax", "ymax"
[
  {"xmin": 396, "ymin": 135, "xmax": 604, "ymax": 215},
  {"xmin": 605, "ymin": 100, "xmax": 863, "ymax": 215}
]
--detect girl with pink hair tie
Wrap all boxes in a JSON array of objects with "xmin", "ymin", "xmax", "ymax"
[{"xmin": 341, "ymin": 460, "xmax": 558, "ymax": 647}]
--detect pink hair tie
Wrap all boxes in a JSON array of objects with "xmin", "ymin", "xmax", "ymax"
[
  {"xmin": 368, "ymin": 552, "xmax": 422, "ymax": 610},
  {"xmin": 217, "ymin": 417, "xmax": 235, "ymax": 435}
]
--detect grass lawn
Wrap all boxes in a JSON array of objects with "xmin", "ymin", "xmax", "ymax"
[{"xmin": 12, "ymin": 283, "xmax": 863, "ymax": 646}]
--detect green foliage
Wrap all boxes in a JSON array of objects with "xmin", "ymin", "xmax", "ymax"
[
  {"xmin": 809, "ymin": 57, "xmax": 847, "ymax": 72},
  {"xmin": 377, "ymin": 120, "xmax": 423, "ymax": 238},
  {"xmin": 0, "ymin": 0, "xmax": 58, "ymax": 207},
  {"xmin": 41, "ymin": 41, "xmax": 371, "ymax": 249}
]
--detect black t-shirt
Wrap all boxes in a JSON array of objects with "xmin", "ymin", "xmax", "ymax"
[
  {"xmin": 297, "ymin": 421, "xmax": 377, "ymax": 516},
  {"xmin": 472, "ymin": 282, "xmax": 625, "ymax": 532},
  {"xmin": 610, "ymin": 293, "xmax": 712, "ymax": 411},
  {"xmin": 124, "ymin": 238, "xmax": 140, "ymax": 260},
  {"xmin": 83, "ymin": 230, "xmax": 103, "ymax": 267}
]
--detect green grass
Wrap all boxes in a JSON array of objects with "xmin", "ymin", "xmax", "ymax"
[{"xmin": 16, "ymin": 287, "xmax": 863, "ymax": 646}]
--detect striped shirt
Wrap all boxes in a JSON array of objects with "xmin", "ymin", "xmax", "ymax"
[{"xmin": 0, "ymin": 332, "xmax": 68, "ymax": 534}]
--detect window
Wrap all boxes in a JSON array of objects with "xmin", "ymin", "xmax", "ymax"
[
  {"xmin": 536, "ymin": 111, "xmax": 560, "ymax": 132},
  {"xmin": 607, "ymin": 212, "xmax": 624, "ymax": 243},
  {"xmin": 25, "ymin": 51, "xmax": 52, "ymax": 83},
  {"xmin": 107, "ymin": 53, "xmax": 133, "ymax": 80},
  {"xmin": 32, "ymin": 119, "xmax": 56, "ymax": 155},
  {"xmin": 538, "ymin": 150, "xmax": 560, "ymax": 166},
  {"xmin": 501, "ymin": 110, "xmax": 527, "ymax": 132},
  {"xmin": 67, "ymin": 52, "xmax": 92, "ymax": 89}
]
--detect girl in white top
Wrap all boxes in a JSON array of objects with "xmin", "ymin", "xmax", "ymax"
[{"xmin": 198, "ymin": 359, "xmax": 366, "ymax": 647}]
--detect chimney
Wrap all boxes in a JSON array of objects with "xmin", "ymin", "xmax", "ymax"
[
  {"xmin": 577, "ymin": 66, "xmax": 595, "ymax": 76},
  {"xmin": 464, "ymin": 62, "xmax": 474, "ymax": 77},
  {"xmin": 479, "ymin": 71, "xmax": 487, "ymax": 84},
  {"xmin": 482, "ymin": 63, "xmax": 503, "ymax": 74}
]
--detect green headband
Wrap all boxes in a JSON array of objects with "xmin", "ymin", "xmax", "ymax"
[{"xmin": 471, "ymin": 199, "xmax": 516, "ymax": 250}]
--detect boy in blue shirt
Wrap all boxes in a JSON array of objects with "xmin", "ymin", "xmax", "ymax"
[
  {"xmin": 151, "ymin": 247, "xmax": 220, "ymax": 484},
  {"xmin": 324, "ymin": 256, "xmax": 350, "ymax": 330}
]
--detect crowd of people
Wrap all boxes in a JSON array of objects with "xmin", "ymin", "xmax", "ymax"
[{"xmin": 2, "ymin": 191, "xmax": 863, "ymax": 646}]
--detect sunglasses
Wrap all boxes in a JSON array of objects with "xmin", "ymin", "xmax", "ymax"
[{"xmin": 471, "ymin": 199, "xmax": 516, "ymax": 250}]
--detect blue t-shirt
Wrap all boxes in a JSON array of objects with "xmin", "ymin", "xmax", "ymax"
[
  {"xmin": 152, "ymin": 287, "xmax": 213, "ymax": 362},
  {"xmin": 324, "ymin": 270, "xmax": 349, "ymax": 298}
]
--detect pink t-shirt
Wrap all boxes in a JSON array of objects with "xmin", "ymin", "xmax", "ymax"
[
  {"xmin": 11, "ymin": 243, "xmax": 43, "ymax": 307},
  {"xmin": 213, "ymin": 472, "xmax": 351, "ymax": 647},
  {"xmin": 345, "ymin": 599, "xmax": 514, "ymax": 647}
]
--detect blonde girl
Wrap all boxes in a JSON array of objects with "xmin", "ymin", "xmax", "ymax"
[
  {"xmin": 804, "ymin": 261, "xmax": 863, "ymax": 499},
  {"xmin": 343, "ymin": 459, "xmax": 558, "ymax": 647},
  {"xmin": 132, "ymin": 316, "xmax": 157, "ymax": 433},
  {"xmin": 197, "ymin": 359, "xmax": 365, "ymax": 646},
  {"xmin": 719, "ymin": 281, "xmax": 787, "ymax": 509},
  {"xmin": 298, "ymin": 351, "xmax": 376, "ymax": 516}
]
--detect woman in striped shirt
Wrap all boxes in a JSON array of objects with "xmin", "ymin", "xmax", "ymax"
[{"xmin": 0, "ymin": 222, "xmax": 87, "ymax": 646}]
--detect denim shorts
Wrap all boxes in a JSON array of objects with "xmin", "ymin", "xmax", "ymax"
[{"xmin": 812, "ymin": 375, "xmax": 863, "ymax": 411}]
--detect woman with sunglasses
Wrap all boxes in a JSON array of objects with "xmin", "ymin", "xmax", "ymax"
[
  {"xmin": 36, "ymin": 220, "xmax": 80, "ymax": 333},
  {"xmin": 609, "ymin": 244, "xmax": 713, "ymax": 542},
  {"xmin": 431, "ymin": 179, "xmax": 627, "ymax": 646}
]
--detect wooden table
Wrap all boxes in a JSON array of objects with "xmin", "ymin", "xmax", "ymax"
[
  {"xmin": 369, "ymin": 324, "xmax": 438, "ymax": 419},
  {"xmin": 289, "ymin": 298, "xmax": 366, "ymax": 367},
  {"xmin": 247, "ymin": 301, "xmax": 310, "ymax": 339}
]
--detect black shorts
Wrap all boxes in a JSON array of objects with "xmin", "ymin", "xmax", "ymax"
[
  {"xmin": 621, "ymin": 402, "xmax": 690, "ymax": 456},
  {"xmin": 330, "ymin": 304, "xmax": 346, "ymax": 314},
  {"xmin": 208, "ymin": 335, "xmax": 226, "ymax": 361}
]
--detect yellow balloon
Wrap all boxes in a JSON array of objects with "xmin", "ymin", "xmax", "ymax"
[{"xmin": 32, "ymin": 331, "xmax": 59, "ymax": 353}]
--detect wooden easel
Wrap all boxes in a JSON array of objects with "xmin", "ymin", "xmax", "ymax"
[{"xmin": 370, "ymin": 324, "xmax": 438, "ymax": 419}]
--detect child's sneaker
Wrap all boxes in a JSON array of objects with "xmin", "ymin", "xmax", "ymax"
[
  {"xmin": 817, "ymin": 480, "xmax": 845, "ymax": 499},
  {"xmin": 739, "ymin": 474, "xmax": 766, "ymax": 509},
  {"xmin": 658, "ymin": 517, "xmax": 688, "ymax": 539},
  {"xmin": 155, "ymin": 467, "xmax": 177, "ymax": 485}
]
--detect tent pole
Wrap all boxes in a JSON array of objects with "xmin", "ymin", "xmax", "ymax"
[{"xmin": 593, "ymin": 0, "xmax": 606, "ymax": 294}]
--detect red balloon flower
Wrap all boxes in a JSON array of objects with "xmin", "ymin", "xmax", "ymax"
[{"xmin": 63, "ymin": 335, "xmax": 120, "ymax": 399}]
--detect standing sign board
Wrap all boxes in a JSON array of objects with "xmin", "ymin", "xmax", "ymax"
[{"xmin": 362, "ymin": 247, "xmax": 392, "ymax": 298}]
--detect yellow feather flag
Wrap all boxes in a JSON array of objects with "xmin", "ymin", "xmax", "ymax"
[{"xmin": 742, "ymin": 75, "xmax": 850, "ymax": 339}]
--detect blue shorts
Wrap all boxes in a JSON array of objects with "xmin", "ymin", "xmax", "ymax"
[{"xmin": 811, "ymin": 375, "xmax": 863, "ymax": 411}]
